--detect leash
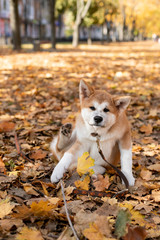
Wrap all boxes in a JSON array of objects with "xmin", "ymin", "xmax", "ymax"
[{"xmin": 91, "ymin": 132, "xmax": 129, "ymax": 190}]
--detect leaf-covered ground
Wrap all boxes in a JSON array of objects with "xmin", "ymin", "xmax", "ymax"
[{"xmin": 0, "ymin": 41, "xmax": 159, "ymax": 240}]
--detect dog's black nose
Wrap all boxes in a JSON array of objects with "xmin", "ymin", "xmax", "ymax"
[{"xmin": 94, "ymin": 116, "xmax": 103, "ymax": 124}]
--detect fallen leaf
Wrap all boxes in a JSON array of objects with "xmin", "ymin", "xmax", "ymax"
[
  {"xmin": 23, "ymin": 183, "xmax": 39, "ymax": 196},
  {"xmin": 151, "ymin": 189, "xmax": 160, "ymax": 202},
  {"xmin": 140, "ymin": 169, "xmax": 152, "ymax": 181},
  {"xmin": 30, "ymin": 200, "xmax": 54, "ymax": 217},
  {"xmin": 114, "ymin": 209, "xmax": 131, "ymax": 238},
  {"xmin": 29, "ymin": 149, "xmax": 47, "ymax": 160},
  {"xmin": 74, "ymin": 175, "xmax": 90, "ymax": 190},
  {"xmin": 0, "ymin": 198, "xmax": 15, "ymax": 219},
  {"xmin": 0, "ymin": 121, "xmax": 15, "ymax": 132},
  {"xmin": 77, "ymin": 152, "xmax": 95, "ymax": 176},
  {"xmin": 16, "ymin": 226, "xmax": 44, "ymax": 240},
  {"xmin": 0, "ymin": 219, "xmax": 23, "ymax": 231},
  {"xmin": 124, "ymin": 226, "xmax": 147, "ymax": 240},
  {"xmin": 83, "ymin": 222, "xmax": 107, "ymax": 240},
  {"xmin": 0, "ymin": 156, "xmax": 6, "ymax": 173},
  {"xmin": 140, "ymin": 124, "xmax": 152, "ymax": 134},
  {"xmin": 147, "ymin": 164, "xmax": 160, "ymax": 172},
  {"xmin": 93, "ymin": 174, "xmax": 110, "ymax": 191}
]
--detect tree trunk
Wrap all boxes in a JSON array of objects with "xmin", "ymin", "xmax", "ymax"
[
  {"xmin": 48, "ymin": 0, "xmax": 56, "ymax": 49},
  {"xmin": 87, "ymin": 26, "xmax": 92, "ymax": 45},
  {"xmin": 10, "ymin": 0, "xmax": 21, "ymax": 50},
  {"xmin": 72, "ymin": 0, "xmax": 92, "ymax": 47}
]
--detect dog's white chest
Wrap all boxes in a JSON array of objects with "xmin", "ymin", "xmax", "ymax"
[{"xmin": 88, "ymin": 139, "xmax": 114, "ymax": 166}]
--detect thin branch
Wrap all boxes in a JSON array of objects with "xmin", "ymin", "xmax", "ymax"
[
  {"xmin": 14, "ymin": 131, "xmax": 34, "ymax": 163},
  {"xmin": 60, "ymin": 180, "xmax": 79, "ymax": 240}
]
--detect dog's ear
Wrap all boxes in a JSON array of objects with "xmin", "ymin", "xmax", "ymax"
[
  {"xmin": 79, "ymin": 80, "xmax": 94, "ymax": 102},
  {"xmin": 114, "ymin": 96, "xmax": 131, "ymax": 112}
]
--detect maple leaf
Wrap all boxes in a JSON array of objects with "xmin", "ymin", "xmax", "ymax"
[
  {"xmin": 74, "ymin": 175, "xmax": 90, "ymax": 190},
  {"xmin": 30, "ymin": 200, "xmax": 54, "ymax": 217},
  {"xmin": 93, "ymin": 174, "xmax": 110, "ymax": 191},
  {"xmin": 77, "ymin": 152, "xmax": 95, "ymax": 176},
  {"xmin": 0, "ymin": 198, "xmax": 15, "ymax": 219},
  {"xmin": 16, "ymin": 226, "xmax": 44, "ymax": 240},
  {"xmin": 83, "ymin": 222, "xmax": 108, "ymax": 240}
]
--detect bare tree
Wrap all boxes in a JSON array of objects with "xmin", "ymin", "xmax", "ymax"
[
  {"xmin": 48, "ymin": 0, "xmax": 56, "ymax": 49},
  {"xmin": 10, "ymin": 0, "xmax": 21, "ymax": 50},
  {"xmin": 72, "ymin": 0, "xmax": 92, "ymax": 47}
]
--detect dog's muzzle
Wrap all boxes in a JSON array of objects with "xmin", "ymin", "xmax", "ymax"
[{"xmin": 94, "ymin": 116, "xmax": 103, "ymax": 125}]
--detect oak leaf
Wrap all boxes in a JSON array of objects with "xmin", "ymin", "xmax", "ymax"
[{"xmin": 114, "ymin": 209, "xmax": 131, "ymax": 238}]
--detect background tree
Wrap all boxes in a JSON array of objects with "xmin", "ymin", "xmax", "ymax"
[
  {"xmin": 72, "ymin": 0, "xmax": 92, "ymax": 47},
  {"xmin": 10, "ymin": 0, "xmax": 21, "ymax": 50},
  {"xmin": 48, "ymin": 0, "xmax": 57, "ymax": 49}
]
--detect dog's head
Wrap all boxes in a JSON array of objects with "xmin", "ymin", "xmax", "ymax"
[{"xmin": 79, "ymin": 80, "xmax": 130, "ymax": 131}]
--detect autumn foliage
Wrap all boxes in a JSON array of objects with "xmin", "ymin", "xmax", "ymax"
[{"xmin": 0, "ymin": 42, "xmax": 160, "ymax": 239}]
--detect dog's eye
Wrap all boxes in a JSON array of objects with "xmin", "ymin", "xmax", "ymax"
[
  {"xmin": 103, "ymin": 108, "xmax": 109, "ymax": 113},
  {"xmin": 90, "ymin": 106, "xmax": 96, "ymax": 111}
]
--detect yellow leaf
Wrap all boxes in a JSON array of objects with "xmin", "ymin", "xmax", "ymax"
[
  {"xmin": 0, "ymin": 198, "xmax": 15, "ymax": 219},
  {"xmin": 16, "ymin": 226, "xmax": 44, "ymax": 240},
  {"xmin": 77, "ymin": 152, "xmax": 95, "ymax": 176},
  {"xmin": 83, "ymin": 223, "xmax": 108, "ymax": 240},
  {"xmin": 75, "ymin": 175, "xmax": 90, "ymax": 190},
  {"xmin": 30, "ymin": 200, "xmax": 53, "ymax": 217}
]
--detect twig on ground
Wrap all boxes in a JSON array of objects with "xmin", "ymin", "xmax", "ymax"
[
  {"xmin": 60, "ymin": 180, "xmax": 79, "ymax": 240},
  {"xmin": 14, "ymin": 131, "xmax": 34, "ymax": 163}
]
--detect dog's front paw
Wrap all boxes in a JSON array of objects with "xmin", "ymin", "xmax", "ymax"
[
  {"xmin": 122, "ymin": 171, "xmax": 135, "ymax": 186},
  {"xmin": 50, "ymin": 165, "xmax": 65, "ymax": 183},
  {"xmin": 61, "ymin": 123, "xmax": 72, "ymax": 138}
]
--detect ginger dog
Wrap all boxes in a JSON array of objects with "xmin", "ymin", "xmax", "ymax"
[{"xmin": 50, "ymin": 80, "xmax": 135, "ymax": 186}]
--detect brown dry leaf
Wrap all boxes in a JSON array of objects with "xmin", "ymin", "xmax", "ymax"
[
  {"xmin": 93, "ymin": 174, "xmax": 110, "ymax": 191},
  {"xmin": 140, "ymin": 168, "xmax": 152, "ymax": 181},
  {"xmin": 16, "ymin": 226, "xmax": 44, "ymax": 240},
  {"xmin": 0, "ymin": 198, "xmax": 15, "ymax": 219},
  {"xmin": 23, "ymin": 183, "xmax": 39, "ymax": 196},
  {"xmin": 0, "ymin": 219, "xmax": 23, "ymax": 231},
  {"xmin": 140, "ymin": 124, "xmax": 152, "ymax": 134},
  {"xmin": 74, "ymin": 175, "xmax": 90, "ymax": 190},
  {"xmin": 147, "ymin": 164, "xmax": 160, "ymax": 172},
  {"xmin": 12, "ymin": 205, "xmax": 31, "ymax": 219},
  {"xmin": 29, "ymin": 149, "xmax": 47, "ymax": 160},
  {"xmin": 151, "ymin": 189, "xmax": 160, "ymax": 202},
  {"xmin": 0, "ymin": 121, "xmax": 15, "ymax": 132},
  {"xmin": 0, "ymin": 156, "xmax": 6, "ymax": 173},
  {"xmin": 124, "ymin": 226, "xmax": 147, "ymax": 240}
]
